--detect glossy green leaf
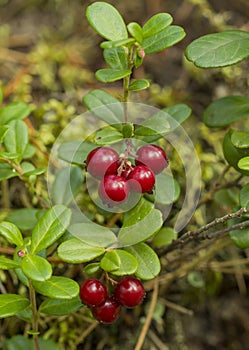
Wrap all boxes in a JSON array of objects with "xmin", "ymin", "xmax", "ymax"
[
  {"xmin": 125, "ymin": 242, "xmax": 161, "ymax": 280},
  {"xmin": 0, "ymin": 294, "xmax": 30, "ymax": 318},
  {"xmin": 39, "ymin": 296, "xmax": 82, "ymax": 316},
  {"xmin": 52, "ymin": 166, "xmax": 83, "ymax": 206},
  {"xmin": 0, "ymin": 125, "xmax": 9, "ymax": 142},
  {"xmin": 101, "ymin": 249, "xmax": 138, "ymax": 276},
  {"xmin": 204, "ymin": 96, "xmax": 249, "ymax": 127},
  {"xmin": 31, "ymin": 205, "xmax": 72, "ymax": 254},
  {"xmin": 6, "ymin": 208, "xmax": 39, "ymax": 231},
  {"xmin": 58, "ymin": 238, "xmax": 104, "ymax": 263},
  {"xmin": 3, "ymin": 120, "xmax": 29, "ymax": 160},
  {"xmin": 123, "ymin": 198, "xmax": 153, "ymax": 226},
  {"xmin": 100, "ymin": 38, "xmax": 135, "ymax": 49},
  {"xmin": 84, "ymin": 262, "xmax": 101, "ymax": 275},
  {"xmin": 155, "ymin": 173, "xmax": 180, "ymax": 205},
  {"xmin": 118, "ymin": 208, "xmax": 163, "ymax": 246},
  {"xmin": 127, "ymin": 22, "xmax": 143, "ymax": 43},
  {"xmin": 95, "ymin": 68, "xmax": 131, "ymax": 83},
  {"xmin": 231, "ymin": 131, "xmax": 249, "ymax": 149},
  {"xmin": 238, "ymin": 157, "xmax": 249, "ymax": 171},
  {"xmin": 21, "ymin": 255, "xmax": 52, "ymax": 281},
  {"xmin": 164, "ymin": 104, "xmax": 192, "ymax": 128},
  {"xmin": 152, "ymin": 227, "xmax": 178, "ymax": 248},
  {"xmin": 33, "ymin": 276, "xmax": 79, "ymax": 299},
  {"xmin": 230, "ymin": 226, "xmax": 249, "ymax": 249},
  {"xmin": 0, "ymin": 101, "xmax": 30, "ymax": 126},
  {"xmin": 142, "ymin": 13, "xmax": 173, "ymax": 38},
  {"xmin": 0, "ymin": 221, "xmax": 23, "ymax": 246},
  {"xmin": 94, "ymin": 127, "xmax": 123, "ymax": 145},
  {"xmin": 185, "ymin": 30, "xmax": 249, "ymax": 68},
  {"xmin": 6, "ymin": 335, "xmax": 61, "ymax": 350},
  {"xmin": 16, "ymin": 306, "xmax": 32, "ymax": 322},
  {"xmin": 0, "ymin": 256, "xmax": 20, "ymax": 270},
  {"xmin": 58, "ymin": 141, "xmax": 97, "ymax": 165},
  {"xmin": 103, "ymin": 47, "xmax": 128, "ymax": 69},
  {"xmin": 86, "ymin": 2, "xmax": 128, "ymax": 41},
  {"xmin": 129, "ymin": 79, "xmax": 150, "ymax": 91},
  {"xmin": 69, "ymin": 222, "xmax": 117, "ymax": 247},
  {"xmin": 240, "ymin": 183, "xmax": 249, "ymax": 208},
  {"xmin": 135, "ymin": 110, "xmax": 170, "ymax": 136},
  {"xmin": 142, "ymin": 25, "xmax": 186, "ymax": 55},
  {"xmin": 0, "ymin": 163, "xmax": 17, "ymax": 180},
  {"xmin": 83, "ymin": 89, "xmax": 124, "ymax": 124}
]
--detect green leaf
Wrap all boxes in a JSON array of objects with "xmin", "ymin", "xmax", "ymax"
[
  {"xmin": 0, "ymin": 294, "xmax": 30, "ymax": 318},
  {"xmin": 0, "ymin": 163, "xmax": 17, "ymax": 180},
  {"xmin": 31, "ymin": 205, "xmax": 72, "ymax": 254},
  {"xmin": 84, "ymin": 262, "xmax": 101, "ymax": 275},
  {"xmin": 154, "ymin": 173, "xmax": 180, "ymax": 205},
  {"xmin": 127, "ymin": 22, "xmax": 143, "ymax": 43},
  {"xmin": 152, "ymin": 227, "xmax": 178, "ymax": 248},
  {"xmin": 0, "ymin": 221, "xmax": 23, "ymax": 246},
  {"xmin": 125, "ymin": 243, "xmax": 161, "ymax": 280},
  {"xmin": 32, "ymin": 276, "xmax": 79, "ymax": 299},
  {"xmin": 6, "ymin": 208, "xmax": 40, "ymax": 231},
  {"xmin": 3, "ymin": 120, "xmax": 29, "ymax": 160},
  {"xmin": 0, "ymin": 256, "xmax": 20, "ymax": 270},
  {"xmin": 135, "ymin": 109, "xmax": 170, "ymax": 136},
  {"xmin": 100, "ymin": 38, "xmax": 135, "ymax": 49},
  {"xmin": 39, "ymin": 296, "xmax": 82, "ymax": 316},
  {"xmin": 83, "ymin": 89, "xmax": 124, "ymax": 124},
  {"xmin": 69, "ymin": 222, "xmax": 117, "ymax": 248},
  {"xmin": 21, "ymin": 255, "xmax": 52, "ymax": 281},
  {"xmin": 142, "ymin": 13, "xmax": 173, "ymax": 38},
  {"xmin": 95, "ymin": 68, "xmax": 131, "ymax": 83},
  {"xmin": 164, "ymin": 104, "xmax": 192, "ymax": 128},
  {"xmin": 101, "ymin": 249, "xmax": 138, "ymax": 276},
  {"xmin": 129, "ymin": 79, "xmax": 150, "ymax": 91},
  {"xmin": 6, "ymin": 335, "xmax": 61, "ymax": 350},
  {"xmin": 86, "ymin": 2, "xmax": 128, "ymax": 41},
  {"xmin": 58, "ymin": 141, "xmax": 97, "ymax": 165},
  {"xmin": 185, "ymin": 30, "xmax": 249, "ymax": 68},
  {"xmin": 204, "ymin": 96, "xmax": 249, "ymax": 127},
  {"xmin": 142, "ymin": 25, "xmax": 186, "ymax": 55},
  {"xmin": 240, "ymin": 183, "xmax": 249, "ymax": 208},
  {"xmin": 122, "ymin": 122, "xmax": 134, "ymax": 138},
  {"xmin": 0, "ymin": 101, "xmax": 30, "ymax": 125},
  {"xmin": 0, "ymin": 125, "xmax": 9, "ymax": 142},
  {"xmin": 229, "ymin": 225, "xmax": 249, "ymax": 249},
  {"xmin": 231, "ymin": 131, "xmax": 249, "ymax": 149},
  {"xmin": 118, "ymin": 208, "xmax": 163, "ymax": 246},
  {"xmin": 52, "ymin": 166, "xmax": 84, "ymax": 206},
  {"xmin": 94, "ymin": 127, "xmax": 123, "ymax": 145},
  {"xmin": 23, "ymin": 144, "xmax": 36, "ymax": 159},
  {"xmin": 103, "ymin": 47, "xmax": 128, "ymax": 69},
  {"xmin": 58, "ymin": 238, "xmax": 104, "ymax": 263},
  {"xmin": 123, "ymin": 198, "xmax": 153, "ymax": 226},
  {"xmin": 238, "ymin": 157, "xmax": 249, "ymax": 171}
]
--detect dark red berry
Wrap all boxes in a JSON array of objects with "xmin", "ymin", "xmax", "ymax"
[
  {"xmin": 91, "ymin": 296, "xmax": 121, "ymax": 324},
  {"xmin": 80, "ymin": 279, "xmax": 107, "ymax": 307},
  {"xmin": 98, "ymin": 174, "xmax": 130, "ymax": 206},
  {"xmin": 114, "ymin": 277, "xmax": 145, "ymax": 308},
  {"xmin": 127, "ymin": 165, "xmax": 155, "ymax": 194},
  {"xmin": 86, "ymin": 147, "xmax": 119, "ymax": 179},
  {"xmin": 135, "ymin": 144, "xmax": 168, "ymax": 174}
]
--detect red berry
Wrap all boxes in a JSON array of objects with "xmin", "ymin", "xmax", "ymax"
[
  {"xmin": 135, "ymin": 144, "xmax": 168, "ymax": 174},
  {"xmin": 98, "ymin": 174, "xmax": 130, "ymax": 206},
  {"xmin": 86, "ymin": 147, "xmax": 119, "ymax": 179},
  {"xmin": 127, "ymin": 165, "xmax": 155, "ymax": 194},
  {"xmin": 80, "ymin": 279, "xmax": 107, "ymax": 307},
  {"xmin": 91, "ymin": 296, "xmax": 121, "ymax": 324},
  {"xmin": 114, "ymin": 277, "xmax": 145, "ymax": 308}
]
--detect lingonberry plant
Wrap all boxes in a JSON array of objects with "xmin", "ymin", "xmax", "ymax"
[{"xmin": 0, "ymin": 1, "xmax": 249, "ymax": 349}]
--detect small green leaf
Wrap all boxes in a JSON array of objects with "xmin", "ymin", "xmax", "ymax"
[
  {"xmin": 127, "ymin": 22, "xmax": 143, "ymax": 43},
  {"xmin": 103, "ymin": 47, "xmax": 128, "ymax": 69},
  {"xmin": 122, "ymin": 123, "xmax": 134, "ymax": 138},
  {"xmin": 6, "ymin": 208, "xmax": 40, "ymax": 231},
  {"xmin": 0, "ymin": 101, "xmax": 30, "ymax": 125},
  {"xmin": 58, "ymin": 238, "xmax": 104, "ymax": 263},
  {"xmin": 0, "ymin": 294, "xmax": 30, "ymax": 318},
  {"xmin": 58, "ymin": 141, "xmax": 97, "ymax": 165},
  {"xmin": 86, "ymin": 2, "xmax": 128, "ymax": 41},
  {"xmin": 240, "ymin": 183, "xmax": 249, "ymax": 208},
  {"xmin": 229, "ymin": 226, "xmax": 249, "ymax": 249},
  {"xmin": 231, "ymin": 131, "xmax": 249, "ymax": 149},
  {"xmin": 100, "ymin": 250, "xmax": 121, "ymax": 272},
  {"xmin": 0, "ymin": 125, "xmax": 9, "ymax": 142},
  {"xmin": 204, "ymin": 96, "xmax": 249, "ymax": 127},
  {"xmin": 101, "ymin": 250, "xmax": 137, "ymax": 276},
  {"xmin": 142, "ymin": 13, "xmax": 173, "ymax": 38},
  {"xmin": 238, "ymin": 157, "xmax": 249, "ymax": 171},
  {"xmin": 32, "ymin": 276, "xmax": 79, "ymax": 299},
  {"xmin": 95, "ymin": 68, "xmax": 131, "ymax": 83},
  {"xmin": 125, "ymin": 243, "xmax": 161, "ymax": 280},
  {"xmin": 152, "ymin": 227, "xmax": 178, "ymax": 248},
  {"xmin": 135, "ymin": 110, "xmax": 170, "ymax": 136},
  {"xmin": 3, "ymin": 120, "xmax": 29, "ymax": 161},
  {"xmin": 0, "ymin": 221, "xmax": 23, "ymax": 246},
  {"xmin": 123, "ymin": 198, "xmax": 153, "ymax": 226},
  {"xmin": 39, "ymin": 296, "xmax": 82, "ymax": 316},
  {"xmin": 129, "ymin": 79, "xmax": 150, "ymax": 91},
  {"xmin": 94, "ymin": 127, "xmax": 123, "ymax": 145},
  {"xmin": 100, "ymin": 38, "xmax": 135, "ymax": 49},
  {"xmin": 142, "ymin": 25, "xmax": 186, "ymax": 55},
  {"xmin": 21, "ymin": 255, "xmax": 52, "ymax": 281},
  {"xmin": 0, "ymin": 256, "xmax": 20, "ymax": 270},
  {"xmin": 84, "ymin": 262, "xmax": 101, "ymax": 275},
  {"xmin": 185, "ymin": 30, "xmax": 249, "ymax": 68},
  {"xmin": 31, "ymin": 205, "xmax": 72, "ymax": 254},
  {"xmin": 83, "ymin": 89, "xmax": 124, "ymax": 124},
  {"xmin": 52, "ymin": 166, "xmax": 84, "ymax": 206},
  {"xmin": 0, "ymin": 163, "xmax": 17, "ymax": 180}
]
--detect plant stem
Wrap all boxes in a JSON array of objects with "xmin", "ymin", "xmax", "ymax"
[{"xmin": 29, "ymin": 280, "xmax": 41, "ymax": 350}]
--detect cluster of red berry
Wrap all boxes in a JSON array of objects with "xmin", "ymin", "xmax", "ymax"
[
  {"xmin": 80, "ymin": 277, "xmax": 145, "ymax": 324},
  {"xmin": 86, "ymin": 144, "xmax": 168, "ymax": 206}
]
